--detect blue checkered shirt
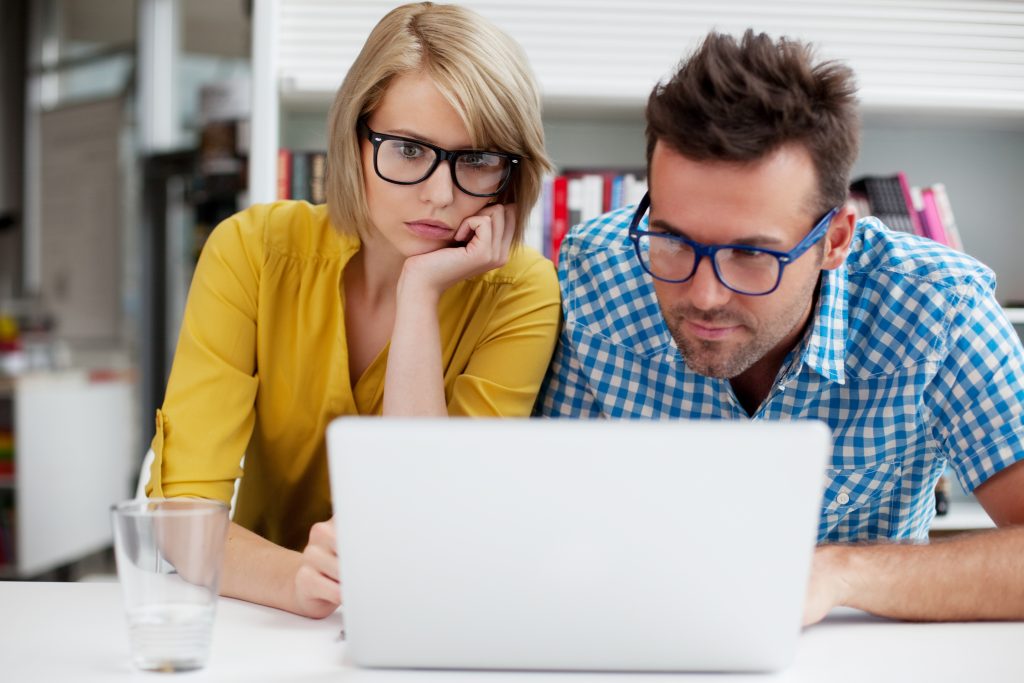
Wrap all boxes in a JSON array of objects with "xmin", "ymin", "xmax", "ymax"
[{"xmin": 537, "ymin": 206, "xmax": 1024, "ymax": 542}]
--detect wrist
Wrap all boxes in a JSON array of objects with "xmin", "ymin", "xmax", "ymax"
[
  {"xmin": 283, "ymin": 548, "xmax": 311, "ymax": 613},
  {"xmin": 396, "ymin": 267, "xmax": 442, "ymax": 308},
  {"xmin": 819, "ymin": 544, "xmax": 857, "ymax": 608}
]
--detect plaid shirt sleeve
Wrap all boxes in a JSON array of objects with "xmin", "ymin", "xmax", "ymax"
[
  {"xmin": 927, "ymin": 275, "xmax": 1024, "ymax": 492},
  {"xmin": 536, "ymin": 233, "xmax": 603, "ymax": 418},
  {"xmin": 536, "ymin": 327, "xmax": 603, "ymax": 417}
]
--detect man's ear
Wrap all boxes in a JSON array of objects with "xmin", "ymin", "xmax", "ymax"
[{"xmin": 821, "ymin": 206, "xmax": 856, "ymax": 271}]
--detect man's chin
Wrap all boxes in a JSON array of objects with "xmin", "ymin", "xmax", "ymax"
[
  {"xmin": 676, "ymin": 339, "xmax": 747, "ymax": 379},
  {"xmin": 680, "ymin": 358, "xmax": 735, "ymax": 379}
]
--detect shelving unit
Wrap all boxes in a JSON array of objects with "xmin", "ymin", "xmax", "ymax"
[
  {"xmin": 249, "ymin": 0, "xmax": 1024, "ymax": 306},
  {"xmin": 0, "ymin": 370, "xmax": 134, "ymax": 578}
]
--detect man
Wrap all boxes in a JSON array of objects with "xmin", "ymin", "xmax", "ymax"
[{"xmin": 537, "ymin": 30, "xmax": 1024, "ymax": 624}]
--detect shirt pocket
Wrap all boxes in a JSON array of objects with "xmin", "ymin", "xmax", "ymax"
[{"xmin": 818, "ymin": 460, "xmax": 902, "ymax": 541}]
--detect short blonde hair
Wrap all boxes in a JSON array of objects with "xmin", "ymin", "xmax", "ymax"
[{"xmin": 325, "ymin": 2, "xmax": 551, "ymax": 243}]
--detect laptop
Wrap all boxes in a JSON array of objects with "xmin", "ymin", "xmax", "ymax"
[{"xmin": 326, "ymin": 418, "xmax": 830, "ymax": 673}]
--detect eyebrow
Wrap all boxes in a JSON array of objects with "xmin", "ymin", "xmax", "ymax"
[
  {"xmin": 384, "ymin": 128, "xmax": 474, "ymax": 150},
  {"xmin": 648, "ymin": 218, "xmax": 786, "ymax": 248}
]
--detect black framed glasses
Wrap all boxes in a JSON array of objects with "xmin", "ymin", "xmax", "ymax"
[
  {"xmin": 628, "ymin": 192, "xmax": 839, "ymax": 296},
  {"xmin": 362, "ymin": 124, "xmax": 519, "ymax": 198}
]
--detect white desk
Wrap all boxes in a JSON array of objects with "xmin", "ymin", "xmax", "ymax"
[{"xmin": 2, "ymin": 581, "xmax": 1023, "ymax": 682}]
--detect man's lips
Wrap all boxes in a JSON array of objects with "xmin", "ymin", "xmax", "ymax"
[{"xmin": 683, "ymin": 319, "xmax": 743, "ymax": 341}]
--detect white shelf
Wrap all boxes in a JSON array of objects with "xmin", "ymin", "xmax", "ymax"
[
  {"xmin": 5, "ymin": 371, "xmax": 134, "ymax": 577},
  {"xmin": 929, "ymin": 499, "xmax": 995, "ymax": 533},
  {"xmin": 253, "ymin": 0, "xmax": 1024, "ymax": 204},
  {"xmin": 1004, "ymin": 307, "xmax": 1024, "ymax": 325}
]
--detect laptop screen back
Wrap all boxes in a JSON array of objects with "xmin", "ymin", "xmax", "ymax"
[{"xmin": 328, "ymin": 418, "xmax": 829, "ymax": 672}]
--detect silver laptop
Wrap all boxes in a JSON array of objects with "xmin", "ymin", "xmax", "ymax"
[{"xmin": 326, "ymin": 418, "xmax": 830, "ymax": 673}]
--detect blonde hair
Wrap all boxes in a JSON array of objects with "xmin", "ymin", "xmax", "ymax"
[{"xmin": 325, "ymin": 2, "xmax": 551, "ymax": 243}]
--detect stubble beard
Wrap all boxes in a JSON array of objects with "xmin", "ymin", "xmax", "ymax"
[
  {"xmin": 665, "ymin": 311, "xmax": 763, "ymax": 379},
  {"xmin": 664, "ymin": 288, "xmax": 817, "ymax": 380}
]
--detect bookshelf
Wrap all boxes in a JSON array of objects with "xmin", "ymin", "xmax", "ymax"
[
  {"xmin": 0, "ymin": 371, "xmax": 134, "ymax": 578},
  {"xmin": 250, "ymin": 0, "xmax": 1024, "ymax": 308}
]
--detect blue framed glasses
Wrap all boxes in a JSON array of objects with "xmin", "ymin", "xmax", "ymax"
[
  {"xmin": 362, "ymin": 123, "xmax": 519, "ymax": 198},
  {"xmin": 628, "ymin": 192, "xmax": 839, "ymax": 296}
]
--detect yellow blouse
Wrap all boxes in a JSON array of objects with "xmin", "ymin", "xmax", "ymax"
[{"xmin": 147, "ymin": 201, "xmax": 561, "ymax": 551}]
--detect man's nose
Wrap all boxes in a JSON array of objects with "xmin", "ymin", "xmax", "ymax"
[{"xmin": 683, "ymin": 257, "xmax": 733, "ymax": 310}]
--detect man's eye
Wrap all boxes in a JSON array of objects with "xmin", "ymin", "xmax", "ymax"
[{"xmin": 729, "ymin": 248, "xmax": 773, "ymax": 262}]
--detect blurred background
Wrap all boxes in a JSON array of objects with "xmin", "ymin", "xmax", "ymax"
[
  {"xmin": 1, "ymin": 0, "xmax": 251, "ymax": 581},
  {"xmin": 0, "ymin": 1, "xmax": 1022, "ymax": 581}
]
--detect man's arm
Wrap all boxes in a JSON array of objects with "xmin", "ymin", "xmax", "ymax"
[
  {"xmin": 804, "ymin": 460, "xmax": 1024, "ymax": 625},
  {"xmin": 534, "ymin": 329, "xmax": 603, "ymax": 417}
]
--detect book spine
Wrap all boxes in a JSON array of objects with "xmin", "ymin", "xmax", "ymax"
[
  {"xmin": 276, "ymin": 149, "xmax": 292, "ymax": 200},
  {"xmin": 550, "ymin": 176, "xmax": 569, "ymax": 264},
  {"xmin": 920, "ymin": 188, "xmax": 950, "ymax": 247},
  {"xmin": 896, "ymin": 172, "xmax": 925, "ymax": 236},
  {"xmin": 524, "ymin": 179, "xmax": 546, "ymax": 255},
  {"xmin": 309, "ymin": 153, "xmax": 327, "ymax": 204},
  {"xmin": 930, "ymin": 183, "xmax": 964, "ymax": 251},
  {"xmin": 909, "ymin": 186, "xmax": 934, "ymax": 241},
  {"xmin": 291, "ymin": 151, "xmax": 309, "ymax": 202}
]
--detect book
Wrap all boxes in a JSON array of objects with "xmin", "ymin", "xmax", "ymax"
[
  {"xmin": 291, "ymin": 151, "xmax": 310, "ymax": 202},
  {"xmin": 929, "ymin": 183, "xmax": 964, "ymax": 251},
  {"xmin": 309, "ymin": 153, "xmax": 327, "ymax": 204},
  {"xmin": 919, "ymin": 187, "xmax": 951, "ymax": 247},
  {"xmin": 276, "ymin": 149, "xmax": 292, "ymax": 200},
  {"xmin": 849, "ymin": 173, "xmax": 923, "ymax": 236},
  {"xmin": 549, "ymin": 176, "xmax": 569, "ymax": 263}
]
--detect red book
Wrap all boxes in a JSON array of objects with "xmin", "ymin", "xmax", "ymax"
[
  {"xmin": 550, "ymin": 176, "xmax": 569, "ymax": 264},
  {"xmin": 276, "ymin": 149, "xmax": 292, "ymax": 200}
]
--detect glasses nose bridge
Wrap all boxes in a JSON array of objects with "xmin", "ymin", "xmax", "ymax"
[
  {"xmin": 691, "ymin": 242, "xmax": 719, "ymax": 278},
  {"xmin": 427, "ymin": 146, "xmax": 462, "ymax": 187}
]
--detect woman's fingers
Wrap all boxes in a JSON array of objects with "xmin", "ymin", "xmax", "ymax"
[
  {"xmin": 453, "ymin": 218, "xmax": 477, "ymax": 243},
  {"xmin": 293, "ymin": 517, "xmax": 342, "ymax": 618},
  {"xmin": 304, "ymin": 519, "xmax": 338, "ymax": 579},
  {"xmin": 499, "ymin": 204, "xmax": 517, "ymax": 256},
  {"xmin": 304, "ymin": 541, "xmax": 339, "ymax": 580}
]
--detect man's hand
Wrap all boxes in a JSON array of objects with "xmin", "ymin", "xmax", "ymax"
[
  {"xmin": 803, "ymin": 544, "xmax": 852, "ymax": 626},
  {"xmin": 292, "ymin": 517, "xmax": 342, "ymax": 619}
]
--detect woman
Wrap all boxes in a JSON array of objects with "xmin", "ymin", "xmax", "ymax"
[{"xmin": 146, "ymin": 2, "xmax": 559, "ymax": 618}]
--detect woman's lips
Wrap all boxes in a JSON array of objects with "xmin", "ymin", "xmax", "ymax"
[{"xmin": 405, "ymin": 220, "xmax": 454, "ymax": 240}]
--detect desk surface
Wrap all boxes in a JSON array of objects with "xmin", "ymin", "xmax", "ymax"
[{"xmin": 2, "ymin": 581, "xmax": 1023, "ymax": 682}]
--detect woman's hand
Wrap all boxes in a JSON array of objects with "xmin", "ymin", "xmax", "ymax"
[
  {"xmin": 399, "ymin": 203, "xmax": 517, "ymax": 300},
  {"xmin": 291, "ymin": 517, "xmax": 342, "ymax": 619}
]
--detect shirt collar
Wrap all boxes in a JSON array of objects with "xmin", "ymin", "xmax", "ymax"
[{"xmin": 799, "ymin": 262, "xmax": 849, "ymax": 385}]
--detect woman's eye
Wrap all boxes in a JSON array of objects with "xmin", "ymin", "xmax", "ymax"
[
  {"xmin": 398, "ymin": 143, "xmax": 425, "ymax": 159},
  {"xmin": 461, "ymin": 153, "xmax": 485, "ymax": 166}
]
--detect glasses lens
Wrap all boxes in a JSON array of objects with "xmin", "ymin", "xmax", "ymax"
[
  {"xmin": 454, "ymin": 152, "xmax": 510, "ymax": 196},
  {"xmin": 640, "ymin": 234, "xmax": 697, "ymax": 282},
  {"xmin": 715, "ymin": 248, "xmax": 781, "ymax": 294},
  {"xmin": 375, "ymin": 139, "xmax": 437, "ymax": 183}
]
